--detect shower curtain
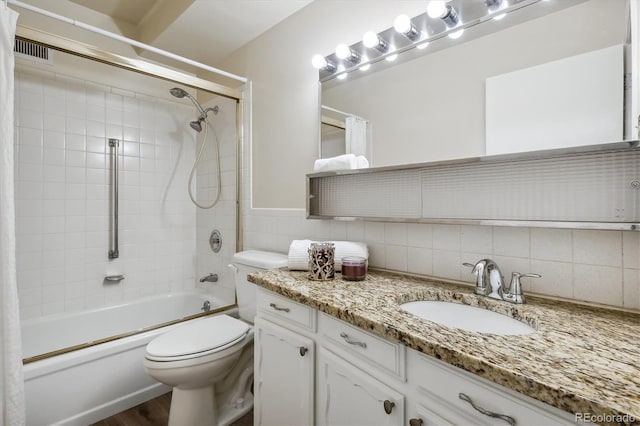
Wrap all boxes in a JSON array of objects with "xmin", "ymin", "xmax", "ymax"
[
  {"xmin": 345, "ymin": 116, "xmax": 368, "ymax": 158},
  {"xmin": 0, "ymin": 3, "xmax": 25, "ymax": 425}
]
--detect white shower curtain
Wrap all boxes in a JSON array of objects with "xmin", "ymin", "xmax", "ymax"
[
  {"xmin": 345, "ymin": 116, "xmax": 368, "ymax": 158},
  {"xmin": 0, "ymin": 3, "xmax": 25, "ymax": 426}
]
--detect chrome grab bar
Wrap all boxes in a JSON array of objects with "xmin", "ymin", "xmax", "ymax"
[
  {"xmin": 105, "ymin": 275, "xmax": 124, "ymax": 283},
  {"xmin": 108, "ymin": 139, "xmax": 119, "ymax": 259}
]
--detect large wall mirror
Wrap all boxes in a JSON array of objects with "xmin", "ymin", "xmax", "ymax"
[{"xmin": 320, "ymin": 0, "xmax": 631, "ymax": 168}]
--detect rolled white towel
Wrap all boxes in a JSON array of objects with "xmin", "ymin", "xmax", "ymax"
[
  {"xmin": 313, "ymin": 154, "xmax": 357, "ymax": 172},
  {"xmin": 355, "ymin": 155, "xmax": 369, "ymax": 169},
  {"xmin": 288, "ymin": 239, "xmax": 369, "ymax": 272}
]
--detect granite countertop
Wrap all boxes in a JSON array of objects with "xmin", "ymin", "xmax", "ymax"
[{"xmin": 248, "ymin": 268, "xmax": 640, "ymax": 424}]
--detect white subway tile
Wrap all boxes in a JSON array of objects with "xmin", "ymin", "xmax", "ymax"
[
  {"xmin": 365, "ymin": 222, "xmax": 385, "ymax": 244},
  {"xmin": 433, "ymin": 225, "xmax": 460, "ymax": 251},
  {"xmin": 460, "ymin": 225, "xmax": 492, "ymax": 253},
  {"xmin": 407, "ymin": 223, "xmax": 433, "ymax": 248},
  {"xmin": 530, "ymin": 228, "xmax": 572, "ymax": 262},
  {"xmin": 385, "ymin": 223, "xmax": 407, "ymax": 246},
  {"xmin": 574, "ymin": 264, "xmax": 623, "ymax": 306},
  {"xmin": 385, "ymin": 245, "xmax": 408, "ymax": 272},
  {"xmin": 494, "ymin": 227, "xmax": 530, "ymax": 258},
  {"xmin": 432, "ymin": 250, "xmax": 461, "ymax": 281},
  {"xmin": 529, "ymin": 260, "xmax": 573, "ymax": 298},
  {"xmin": 623, "ymin": 269, "xmax": 640, "ymax": 310},
  {"xmin": 407, "ymin": 247, "xmax": 433, "ymax": 276},
  {"xmin": 573, "ymin": 230, "xmax": 622, "ymax": 267},
  {"xmin": 622, "ymin": 232, "xmax": 640, "ymax": 270}
]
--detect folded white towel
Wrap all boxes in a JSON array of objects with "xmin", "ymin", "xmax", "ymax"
[
  {"xmin": 288, "ymin": 239, "xmax": 368, "ymax": 272},
  {"xmin": 313, "ymin": 154, "xmax": 357, "ymax": 172},
  {"xmin": 356, "ymin": 155, "xmax": 369, "ymax": 169}
]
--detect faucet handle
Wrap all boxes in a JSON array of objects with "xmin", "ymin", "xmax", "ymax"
[
  {"xmin": 462, "ymin": 260, "xmax": 491, "ymax": 296},
  {"xmin": 504, "ymin": 272, "xmax": 541, "ymax": 304}
]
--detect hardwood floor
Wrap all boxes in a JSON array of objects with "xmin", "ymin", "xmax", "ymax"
[{"xmin": 91, "ymin": 392, "xmax": 253, "ymax": 426}]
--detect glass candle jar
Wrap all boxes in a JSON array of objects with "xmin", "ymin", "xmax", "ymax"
[
  {"xmin": 341, "ymin": 256, "xmax": 367, "ymax": 281},
  {"xmin": 308, "ymin": 242, "xmax": 335, "ymax": 280}
]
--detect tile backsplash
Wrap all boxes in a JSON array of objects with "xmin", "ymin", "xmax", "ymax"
[{"xmin": 243, "ymin": 208, "xmax": 640, "ymax": 311}]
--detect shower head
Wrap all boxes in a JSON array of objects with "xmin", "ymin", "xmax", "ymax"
[
  {"xmin": 170, "ymin": 87, "xmax": 189, "ymax": 98},
  {"xmin": 169, "ymin": 87, "xmax": 206, "ymax": 116},
  {"xmin": 170, "ymin": 87, "xmax": 219, "ymax": 132},
  {"xmin": 190, "ymin": 118, "xmax": 203, "ymax": 133}
]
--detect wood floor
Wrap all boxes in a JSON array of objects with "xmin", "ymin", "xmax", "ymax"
[{"xmin": 91, "ymin": 392, "xmax": 253, "ymax": 426}]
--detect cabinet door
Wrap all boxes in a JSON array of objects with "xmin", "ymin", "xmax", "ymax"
[
  {"xmin": 317, "ymin": 348, "xmax": 404, "ymax": 426},
  {"xmin": 254, "ymin": 317, "xmax": 314, "ymax": 426}
]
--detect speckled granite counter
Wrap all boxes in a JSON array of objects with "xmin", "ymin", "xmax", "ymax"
[{"xmin": 248, "ymin": 268, "xmax": 640, "ymax": 424}]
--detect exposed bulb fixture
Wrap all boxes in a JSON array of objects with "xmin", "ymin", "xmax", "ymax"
[
  {"xmin": 362, "ymin": 31, "xmax": 389, "ymax": 52},
  {"xmin": 393, "ymin": 14, "xmax": 421, "ymax": 41},
  {"xmin": 311, "ymin": 54, "xmax": 336, "ymax": 72},
  {"xmin": 335, "ymin": 43, "xmax": 361, "ymax": 63},
  {"xmin": 486, "ymin": 0, "xmax": 508, "ymax": 20},
  {"xmin": 448, "ymin": 28, "xmax": 465, "ymax": 39},
  {"xmin": 427, "ymin": 1, "xmax": 461, "ymax": 29}
]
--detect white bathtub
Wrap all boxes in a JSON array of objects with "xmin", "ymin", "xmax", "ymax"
[{"xmin": 22, "ymin": 292, "xmax": 236, "ymax": 426}]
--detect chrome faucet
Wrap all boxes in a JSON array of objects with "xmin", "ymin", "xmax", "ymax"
[
  {"xmin": 463, "ymin": 259, "xmax": 540, "ymax": 304},
  {"xmin": 199, "ymin": 273, "xmax": 218, "ymax": 283}
]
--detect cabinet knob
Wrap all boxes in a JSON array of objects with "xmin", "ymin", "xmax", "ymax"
[
  {"xmin": 299, "ymin": 346, "xmax": 308, "ymax": 356},
  {"xmin": 383, "ymin": 400, "xmax": 395, "ymax": 415},
  {"xmin": 409, "ymin": 419, "xmax": 424, "ymax": 426}
]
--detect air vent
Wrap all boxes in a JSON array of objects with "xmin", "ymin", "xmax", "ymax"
[{"xmin": 14, "ymin": 39, "xmax": 53, "ymax": 65}]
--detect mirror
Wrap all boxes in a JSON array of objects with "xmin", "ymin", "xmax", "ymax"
[{"xmin": 320, "ymin": 0, "xmax": 630, "ymax": 168}]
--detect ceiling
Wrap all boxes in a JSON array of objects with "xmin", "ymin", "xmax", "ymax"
[{"xmin": 68, "ymin": 0, "xmax": 313, "ymax": 66}]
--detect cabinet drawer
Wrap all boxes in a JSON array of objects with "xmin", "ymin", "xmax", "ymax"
[
  {"xmin": 319, "ymin": 312, "xmax": 406, "ymax": 381},
  {"xmin": 410, "ymin": 351, "xmax": 575, "ymax": 426},
  {"xmin": 257, "ymin": 289, "xmax": 316, "ymax": 331}
]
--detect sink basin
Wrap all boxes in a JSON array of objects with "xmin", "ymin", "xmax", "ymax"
[{"xmin": 400, "ymin": 301, "xmax": 536, "ymax": 335}]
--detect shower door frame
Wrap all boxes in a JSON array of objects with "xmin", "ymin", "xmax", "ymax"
[{"xmin": 15, "ymin": 24, "xmax": 246, "ymax": 253}]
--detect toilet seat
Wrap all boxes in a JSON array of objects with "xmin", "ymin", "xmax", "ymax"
[{"xmin": 145, "ymin": 314, "xmax": 249, "ymax": 362}]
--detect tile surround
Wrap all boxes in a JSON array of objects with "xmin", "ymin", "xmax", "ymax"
[{"xmin": 14, "ymin": 65, "xmax": 237, "ymax": 319}]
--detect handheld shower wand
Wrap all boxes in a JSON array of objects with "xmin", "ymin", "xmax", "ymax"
[{"xmin": 169, "ymin": 87, "xmax": 222, "ymax": 209}]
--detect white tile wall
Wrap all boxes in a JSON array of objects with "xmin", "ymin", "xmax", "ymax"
[
  {"xmin": 14, "ymin": 66, "xmax": 237, "ymax": 319},
  {"xmin": 242, "ymin": 204, "xmax": 640, "ymax": 310}
]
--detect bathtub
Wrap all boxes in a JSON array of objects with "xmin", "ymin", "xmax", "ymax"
[{"xmin": 22, "ymin": 292, "xmax": 236, "ymax": 426}]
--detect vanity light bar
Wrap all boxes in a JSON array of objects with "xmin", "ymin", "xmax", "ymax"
[{"xmin": 312, "ymin": 0, "xmax": 542, "ymax": 81}]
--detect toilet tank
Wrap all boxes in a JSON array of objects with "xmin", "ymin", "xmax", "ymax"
[{"xmin": 230, "ymin": 250, "xmax": 288, "ymax": 322}]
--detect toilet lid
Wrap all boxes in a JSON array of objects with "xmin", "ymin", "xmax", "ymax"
[{"xmin": 146, "ymin": 315, "xmax": 249, "ymax": 359}]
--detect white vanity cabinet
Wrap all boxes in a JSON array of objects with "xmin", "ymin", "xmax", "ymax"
[
  {"xmin": 254, "ymin": 288, "xmax": 576, "ymax": 426},
  {"xmin": 317, "ymin": 348, "xmax": 405, "ymax": 425}
]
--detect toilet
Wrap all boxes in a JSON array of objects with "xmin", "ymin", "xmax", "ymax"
[{"xmin": 143, "ymin": 250, "xmax": 288, "ymax": 426}]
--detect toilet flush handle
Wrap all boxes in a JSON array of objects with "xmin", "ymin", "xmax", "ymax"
[{"xmin": 228, "ymin": 264, "xmax": 239, "ymax": 274}]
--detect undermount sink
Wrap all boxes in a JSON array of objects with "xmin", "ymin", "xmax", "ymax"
[{"xmin": 400, "ymin": 301, "xmax": 536, "ymax": 335}]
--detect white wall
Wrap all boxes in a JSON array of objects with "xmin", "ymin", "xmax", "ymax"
[{"xmin": 236, "ymin": 0, "xmax": 639, "ymax": 312}]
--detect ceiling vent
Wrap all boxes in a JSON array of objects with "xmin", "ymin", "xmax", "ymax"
[{"xmin": 14, "ymin": 39, "xmax": 54, "ymax": 65}]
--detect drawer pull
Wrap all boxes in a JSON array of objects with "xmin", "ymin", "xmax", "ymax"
[
  {"xmin": 458, "ymin": 393, "xmax": 516, "ymax": 426},
  {"xmin": 383, "ymin": 400, "xmax": 395, "ymax": 415},
  {"xmin": 269, "ymin": 302, "xmax": 290, "ymax": 312},
  {"xmin": 339, "ymin": 332, "xmax": 367, "ymax": 348},
  {"xmin": 299, "ymin": 346, "xmax": 308, "ymax": 356},
  {"xmin": 409, "ymin": 419, "xmax": 424, "ymax": 426}
]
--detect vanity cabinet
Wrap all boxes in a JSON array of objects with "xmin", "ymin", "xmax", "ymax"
[
  {"xmin": 254, "ymin": 288, "xmax": 575, "ymax": 426},
  {"xmin": 317, "ymin": 348, "xmax": 404, "ymax": 425}
]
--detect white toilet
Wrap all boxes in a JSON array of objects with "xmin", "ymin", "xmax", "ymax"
[{"xmin": 143, "ymin": 250, "xmax": 288, "ymax": 426}]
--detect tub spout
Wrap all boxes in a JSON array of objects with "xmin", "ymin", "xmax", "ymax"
[{"xmin": 199, "ymin": 273, "xmax": 218, "ymax": 283}]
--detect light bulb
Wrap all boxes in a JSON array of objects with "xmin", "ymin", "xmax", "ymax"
[
  {"xmin": 311, "ymin": 54, "xmax": 327, "ymax": 69},
  {"xmin": 448, "ymin": 28, "xmax": 464, "ymax": 39},
  {"xmin": 393, "ymin": 14, "xmax": 412, "ymax": 34},
  {"xmin": 427, "ymin": 1, "xmax": 447, "ymax": 19},
  {"xmin": 385, "ymin": 53, "xmax": 398, "ymax": 62},
  {"xmin": 362, "ymin": 31, "xmax": 379, "ymax": 48},
  {"xmin": 335, "ymin": 44, "xmax": 351, "ymax": 59},
  {"xmin": 416, "ymin": 41, "xmax": 430, "ymax": 50}
]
